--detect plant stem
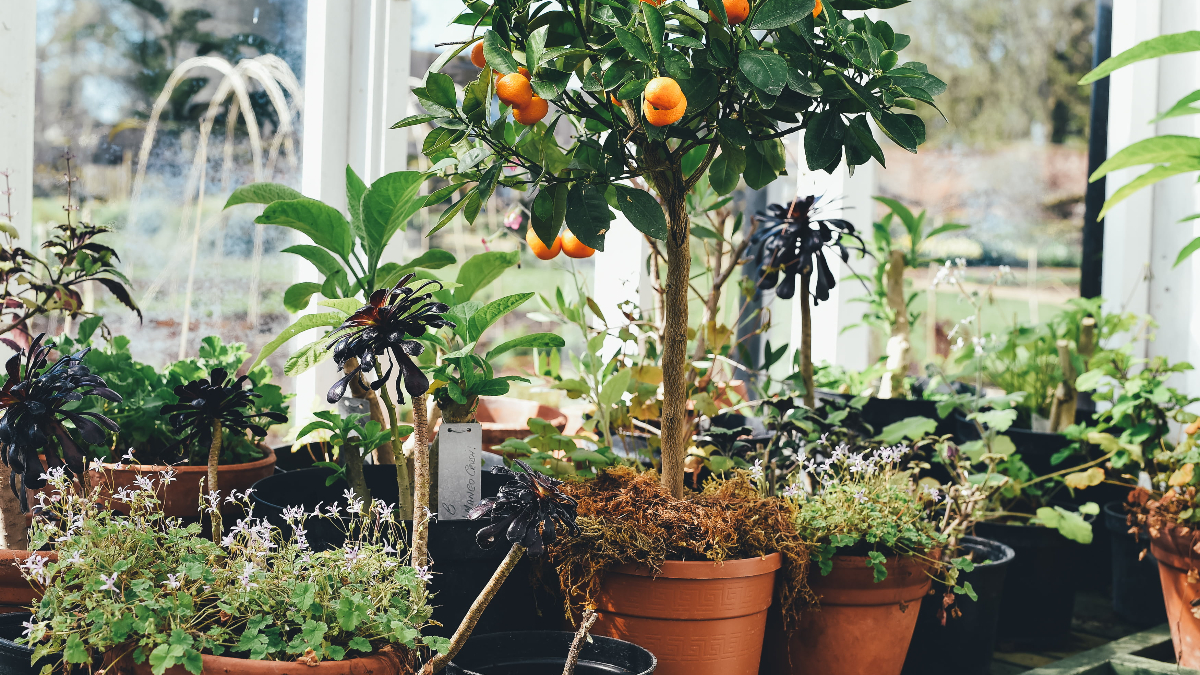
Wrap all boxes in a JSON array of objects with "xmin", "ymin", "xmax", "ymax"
[
  {"xmin": 799, "ymin": 270, "xmax": 815, "ymax": 409},
  {"xmin": 375, "ymin": 363, "xmax": 414, "ymax": 520},
  {"xmin": 561, "ymin": 609, "xmax": 599, "ymax": 675},
  {"xmin": 345, "ymin": 358, "xmax": 395, "ymax": 464},
  {"xmin": 411, "ymin": 393, "xmax": 431, "ymax": 571},
  {"xmin": 345, "ymin": 443, "xmax": 371, "ymax": 506},
  {"xmin": 659, "ymin": 181, "xmax": 690, "ymax": 499},
  {"xmin": 419, "ymin": 544, "xmax": 526, "ymax": 675},
  {"xmin": 208, "ymin": 420, "xmax": 223, "ymax": 543}
]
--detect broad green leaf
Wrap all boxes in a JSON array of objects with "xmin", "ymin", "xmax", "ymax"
[
  {"xmin": 565, "ymin": 183, "xmax": 614, "ymax": 251},
  {"xmin": 1080, "ymin": 31, "xmax": 1200, "ymax": 84},
  {"xmin": 642, "ymin": 3, "xmax": 665, "ymax": 53},
  {"xmin": 844, "ymin": 114, "xmax": 886, "ymax": 167},
  {"xmin": 256, "ymin": 199, "xmax": 355, "ymax": 260},
  {"xmin": 487, "ymin": 333, "xmax": 567, "ymax": 361},
  {"xmin": 346, "ymin": 165, "xmax": 368, "ymax": 246},
  {"xmin": 362, "ymin": 171, "xmax": 427, "ymax": 269},
  {"xmin": 468, "ymin": 293, "xmax": 535, "ymax": 342},
  {"xmin": 743, "ymin": 142, "xmax": 777, "ymax": 190},
  {"xmin": 424, "ymin": 72, "xmax": 458, "ymax": 112},
  {"xmin": 701, "ymin": 0, "xmax": 727, "ymax": 25},
  {"xmin": 285, "ymin": 336, "xmax": 338, "ymax": 377},
  {"xmin": 375, "ymin": 249, "xmax": 457, "ymax": 288},
  {"xmin": 877, "ymin": 416, "xmax": 936, "ymax": 444},
  {"xmin": 615, "ymin": 27, "xmax": 653, "ymax": 64},
  {"xmin": 598, "ymin": 367, "xmax": 634, "ymax": 408},
  {"xmin": 738, "ymin": 50, "xmax": 789, "ymax": 96},
  {"xmin": 224, "ymin": 182, "xmax": 305, "ymax": 209},
  {"xmin": 527, "ymin": 26, "xmax": 548, "ymax": 75},
  {"xmin": 613, "ymin": 185, "xmax": 667, "ymax": 240},
  {"xmin": 391, "ymin": 114, "xmax": 439, "ymax": 129},
  {"xmin": 1090, "ymin": 136, "xmax": 1200, "ymax": 181},
  {"xmin": 531, "ymin": 68, "xmax": 572, "ymax": 100},
  {"xmin": 318, "ymin": 297, "xmax": 364, "ymax": 314},
  {"xmin": 483, "ymin": 30, "xmax": 520, "ymax": 74},
  {"xmin": 968, "ymin": 408, "xmax": 1017, "ymax": 433},
  {"xmin": 804, "ymin": 109, "xmax": 845, "ymax": 170},
  {"xmin": 284, "ymin": 282, "xmax": 323, "ymax": 313},
  {"xmin": 708, "ymin": 151, "xmax": 743, "ymax": 195},
  {"xmin": 251, "ymin": 312, "xmax": 345, "ymax": 369},
  {"xmin": 749, "ymin": 0, "xmax": 814, "ymax": 31},
  {"xmin": 1034, "ymin": 506, "xmax": 1093, "ymax": 544},
  {"xmin": 530, "ymin": 184, "xmax": 568, "ymax": 249},
  {"xmin": 1100, "ymin": 160, "xmax": 1200, "ymax": 219},
  {"xmin": 875, "ymin": 110, "xmax": 920, "ymax": 153},
  {"xmin": 283, "ymin": 244, "xmax": 346, "ymax": 281},
  {"xmin": 455, "ymin": 250, "xmax": 521, "ymax": 302}
]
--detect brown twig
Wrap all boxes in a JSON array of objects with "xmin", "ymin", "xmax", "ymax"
[
  {"xmin": 411, "ymin": 393, "xmax": 431, "ymax": 570},
  {"xmin": 562, "ymin": 609, "xmax": 599, "ymax": 675},
  {"xmin": 207, "ymin": 419, "xmax": 223, "ymax": 543}
]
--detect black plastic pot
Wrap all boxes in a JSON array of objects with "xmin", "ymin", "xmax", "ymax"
[
  {"xmin": 901, "ymin": 536, "xmax": 1015, "ymax": 675},
  {"xmin": 861, "ymin": 397, "xmax": 954, "ymax": 437},
  {"xmin": 445, "ymin": 631, "xmax": 656, "ymax": 675},
  {"xmin": 0, "ymin": 613, "xmax": 55, "ymax": 674},
  {"xmin": 1104, "ymin": 500, "xmax": 1167, "ymax": 626},
  {"xmin": 251, "ymin": 466, "xmax": 555, "ymax": 638},
  {"xmin": 974, "ymin": 517, "xmax": 1088, "ymax": 648}
]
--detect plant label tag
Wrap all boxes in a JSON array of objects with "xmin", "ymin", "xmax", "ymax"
[{"xmin": 438, "ymin": 422, "xmax": 482, "ymax": 521}]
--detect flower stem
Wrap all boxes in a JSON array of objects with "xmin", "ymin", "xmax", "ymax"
[
  {"xmin": 375, "ymin": 363, "xmax": 414, "ymax": 520},
  {"xmin": 208, "ymin": 419, "xmax": 223, "ymax": 543},
  {"xmin": 411, "ymin": 393, "xmax": 431, "ymax": 571},
  {"xmin": 419, "ymin": 544, "xmax": 526, "ymax": 675}
]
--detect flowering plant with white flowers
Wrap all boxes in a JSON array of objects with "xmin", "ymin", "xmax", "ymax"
[{"xmin": 18, "ymin": 467, "xmax": 447, "ymax": 674}]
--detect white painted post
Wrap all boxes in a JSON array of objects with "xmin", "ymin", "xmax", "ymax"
[
  {"xmin": 592, "ymin": 212, "xmax": 647, "ymax": 359},
  {"xmin": 0, "ymin": 1, "xmax": 37, "ymax": 242}
]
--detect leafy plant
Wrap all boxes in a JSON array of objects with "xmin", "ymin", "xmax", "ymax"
[
  {"xmin": 293, "ymin": 411, "xmax": 408, "ymax": 504},
  {"xmin": 0, "ymin": 154, "xmax": 140, "ymax": 343},
  {"xmin": 21, "ymin": 467, "xmax": 443, "ymax": 674},
  {"xmin": 1079, "ymin": 32, "xmax": 1200, "ymax": 266},
  {"xmin": 494, "ymin": 417, "xmax": 619, "ymax": 479},
  {"xmin": 398, "ymin": 0, "xmax": 944, "ymax": 498}
]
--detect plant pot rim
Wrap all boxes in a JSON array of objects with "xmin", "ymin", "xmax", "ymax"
[
  {"xmin": 447, "ymin": 631, "xmax": 656, "ymax": 675},
  {"xmin": 1149, "ymin": 522, "xmax": 1200, "ymax": 572},
  {"xmin": 957, "ymin": 535, "xmax": 1016, "ymax": 568},
  {"xmin": 121, "ymin": 649, "xmax": 414, "ymax": 674},
  {"xmin": 611, "ymin": 552, "xmax": 781, "ymax": 580},
  {"xmin": 94, "ymin": 445, "xmax": 275, "ymax": 473}
]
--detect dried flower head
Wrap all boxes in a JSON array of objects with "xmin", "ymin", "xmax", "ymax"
[
  {"xmin": 160, "ymin": 369, "xmax": 287, "ymax": 454},
  {"xmin": 326, "ymin": 274, "xmax": 455, "ymax": 405},
  {"xmin": 0, "ymin": 333, "xmax": 121, "ymax": 508},
  {"xmin": 751, "ymin": 196, "xmax": 861, "ymax": 302},
  {"xmin": 469, "ymin": 460, "xmax": 580, "ymax": 556}
]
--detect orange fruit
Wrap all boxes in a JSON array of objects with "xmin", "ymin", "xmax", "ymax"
[
  {"xmin": 527, "ymin": 228, "xmax": 562, "ymax": 260},
  {"xmin": 497, "ymin": 73, "xmax": 533, "ymax": 108},
  {"xmin": 710, "ymin": 0, "xmax": 749, "ymax": 24},
  {"xmin": 471, "ymin": 42, "xmax": 486, "ymax": 68},
  {"xmin": 643, "ymin": 94, "xmax": 687, "ymax": 127},
  {"xmin": 639, "ymin": 0, "xmax": 664, "ymax": 5},
  {"xmin": 513, "ymin": 95, "xmax": 549, "ymax": 125},
  {"xmin": 1188, "ymin": 418, "xmax": 1200, "ymax": 436},
  {"xmin": 494, "ymin": 66, "xmax": 530, "ymax": 84},
  {"xmin": 611, "ymin": 94, "xmax": 622, "ymax": 105},
  {"xmin": 644, "ymin": 77, "xmax": 683, "ymax": 110},
  {"xmin": 813, "ymin": 0, "xmax": 823, "ymax": 17},
  {"xmin": 561, "ymin": 230, "xmax": 596, "ymax": 258}
]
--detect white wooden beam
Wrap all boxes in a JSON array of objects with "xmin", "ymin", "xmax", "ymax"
[{"xmin": 0, "ymin": 0, "xmax": 37, "ymax": 242}]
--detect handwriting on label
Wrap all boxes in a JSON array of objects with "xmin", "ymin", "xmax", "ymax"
[{"xmin": 438, "ymin": 423, "xmax": 481, "ymax": 521}]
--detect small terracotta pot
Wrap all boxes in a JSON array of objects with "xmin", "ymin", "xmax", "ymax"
[
  {"xmin": 0, "ymin": 549, "xmax": 55, "ymax": 609},
  {"xmin": 1151, "ymin": 524, "xmax": 1200, "ymax": 667},
  {"xmin": 88, "ymin": 446, "xmax": 277, "ymax": 519},
  {"xmin": 762, "ymin": 553, "xmax": 931, "ymax": 675},
  {"xmin": 592, "ymin": 553, "xmax": 781, "ymax": 675},
  {"xmin": 114, "ymin": 650, "xmax": 411, "ymax": 675}
]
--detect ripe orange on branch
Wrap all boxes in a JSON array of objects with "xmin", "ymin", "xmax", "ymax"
[
  {"xmin": 643, "ymin": 94, "xmax": 687, "ymax": 127},
  {"xmin": 562, "ymin": 231, "xmax": 596, "ymax": 258},
  {"xmin": 709, "ymin": 0, "xmax": 749, "ymax": 25},
  {"xmin": 514, "ymin": 95, "xmax": 549, "ymax": 125},
  {"xmin": 497, "ymin": 73, "xmax": 533, "ymax": 108},
  {"xmin": 813, "ymin": 0, "xmax": 823, "ymax": 17},
  {"xmin": 527, "ymin": 228, "xmax": 562, "ymax": 260},
  {"xmin": 645, "ymin": 77, "xmax": 683, "ymax": 110},
  {"xmin": 471, "ymin": 42, "xmax": 487, "ymax": 68}
]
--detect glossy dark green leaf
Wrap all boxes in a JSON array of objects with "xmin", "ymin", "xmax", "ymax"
[
  {"xmin": 875, "ymin": 110, "xmax": 918, "ymax": 152},
  {"xmin": 750, "ymin": 0, "xmax": 814, "ymax": 30},
  {"xmin": 613, "ymin": 185, "xmax": 667, "ymax": 240},
  {"xmin": 603, "ymin": 60, "xmax": 636, "ymax": 90},
  {"xmin": 663, "ymin": 50, "xmax": 693, "ymax": 80},
  {"xmin": 708, "ymin": 150, "xmax": 744, "ymax": 195},
  {"xmin": 425, "ymin": 73, "xmax": 458, "ymax": 111},
  {"xmin": 530, "ymin": 185, "xmax": 566, "ymax": 248},
  {"xmin": 701, "ymin": 0, "xmax": 727, "ymax": 25},
  {"xmin": 738, "ymin": 50, "xmax": 789, "ymax": 96},
  {"xmin": 565, "ymin": 184, "xmax": 613, "ymax": 251},
  {"xmin": 669, "ymin": 36, "xmax": 704, "ymax": 49},
  {"xmin": 617, "ymin": 78, "xmax": 651, "ymax": 100},
  {"xmin": 743, "ymin": 143, "xmax": 777, "ymax": 190},
  {"xmin": 804, "ymin": 109, "xmax": 846, "ymax": 170},
  {"xmin": 532, "ymin": 68, "xmax": 571, "ymax": 99},
  {"xmin": 879, "ymin": 49, "xmax": 899, "ymax": 71},
  {"xmin": 844, "ymin": 114, "xmax": 885, "ymax": 167},
  {"xmin": 642, "ymin": 3, "xmax": 665, "ymax": 53},
  {"xmin": 786, "ymin": 69, "xmax": 823, "ymax": 96},
  {"xmin": 615, "ymin": 27, "xmax": 653, "ymax": 64},
  {"xmin": 483, "ymin": 30, "xmax": 520, "ymax": 74},
  {"xmin": 463, "ymin": 74, "xmax": 490, "ymax": 123},
  {"xmin": 717, "ymin": 118, "xmax": 752, "ymax": 147}
]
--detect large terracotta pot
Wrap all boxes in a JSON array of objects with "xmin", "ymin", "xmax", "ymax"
[
  {"xmin": 0, "ymin": 550, "xmax": 54, "ymax": 610},
  {"xmin": 762, "ymin": 553, "xmax": 931, "ymax": 675},
  {"xmin": 119, "ymin": 650, "xmax": 411, "ymax": 674},
  {"xmin": 592, "ymin": 553, "xmax": 781, "ymax": 675},
  {"xmin": 1151, "ymin": 524, "xmax": 1200, "ymax": 668},
  {"xmin": 88, "ymin": 446, "xmax": 277, "ymax": 519}
]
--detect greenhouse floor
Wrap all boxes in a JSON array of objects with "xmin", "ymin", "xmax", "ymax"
[{"xmin": 992, "ymin": 590, "xmax": 1172, "ymax": 674}]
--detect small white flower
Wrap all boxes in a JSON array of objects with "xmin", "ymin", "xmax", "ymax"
[
  {"xmin": 282, "ymin": 506, "xmax": 305, "ymax": 522},
  {"xmin": 134, "ymin": 475, "xmax": 155, "ymax": 493},
  {"xmin": 749, "ymin": 460, "xmax": 765, "ymax": 482},
  {"xmin": 64, "ymin": 550, "xmax": 84, "ymax": 565},
  {"xmin": 121, "ymin": 450, "xmax": 137, "ymax": 464},
  {"xmin": 21, "ymin": 619, "xmax": 37, "ymax": 637},
  {"xmin": 415, "ymin": 565, "xmax": 433, "ymax": 582},
  {"xmin": 854, "ymin": 489, "xmax": 867, "ymax": 503},
  {"xmin": 163, "ymin": 573, "xmax": 182, "ymax": 590},
  {"xmin": 100, "ymin": 572, "xmax": 120, "ymax": 592},
  {"xmin": 343, "ymin": 546, "xmax": 362, "ymax": 570},
  {"xmin": 158, "ymin": 467, "xmax": 177, "ymax": 485},
  {"xmin": 782, "ymin": 484, "xmax": 802, "ymax": 499}
]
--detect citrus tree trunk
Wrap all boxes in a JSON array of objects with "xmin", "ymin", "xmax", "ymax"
[
  {"xmin": 659, "ymin": 184, "xmax": 690, "ymax": 499},
  {"xmin": 879, "ymin": 250, "xmax": 911, "ymax": 399}
]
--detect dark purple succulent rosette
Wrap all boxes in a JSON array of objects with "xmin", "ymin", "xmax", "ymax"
[{"xmin": 469, "ymin": 460, "xmax": 580, "ymax": 556}]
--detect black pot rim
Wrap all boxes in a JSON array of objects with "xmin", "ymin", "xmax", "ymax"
[
  {"xmin": 959, "ymin": 535, "xmax": 1016, "ymax": 568},
  {"xmin": 448, "ymin": 630, "xmax": 657, "ymax": 675}
]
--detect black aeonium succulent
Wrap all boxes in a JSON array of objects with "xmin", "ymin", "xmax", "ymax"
[
  {"xmin": 469, "ymin": 460, "xmax": 580, "ymax": 557},
  {"xmin": 326, "ymin": 274, "xmax": 456, "ymax": 405},
  {"xmin": 751, "ymin": 196, "xmax": 864, "ymax": 302},
  {"xmin": 160, "ymin": 368, "xmax": 288, "ymax": 456},
  {"xmin": 0, "ymin": 333, "xmax": 121, "ymax": 509}
]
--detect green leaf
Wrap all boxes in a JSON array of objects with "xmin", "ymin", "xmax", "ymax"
[
  {"xmin": 642, "ymin": 4, "xmax": 666, "ymax": 53},
  {"xmin": 391, "ymin": 114, "xmax": 439, "ymax": 129},
  {"xmin": 1100, "ymin": 160, "xmax": 1200, "ymax": 219},
  {"xmin": 968, "ymin": 408, "xmax": 1018, "ymax": 433},
  {"xmin": 750, "ymin": 0, "xmax": 814, "ymax": 30},
  {"xmin": 701, "ymin": 0, "xmax": 727, "ymax": 25},
  {"xmin": 873, "ymin": 196, "xmax": 916, "ymax": 229},
  {"xmin": 224, "ymin": 182, "xmax": 305, "ymax": 210},
  {"xmin": 738, "ymin": 50, "xmax": 790, "ymax": 96},
  {"xmin": 615, "ymin": 27, "xmax": 653, "ymax": 64},
  {"xmin": 469, "ymin": 293, "xmax": 535, "ymax": 342},
  {"xmin": 1175, "ymin": 236, "xmax": 1200, "ymax": 268},
  {"xmin": 283, "ymin": 244, "xmax": 347, "ymax": 281},
  {"xmin": 565, "ymin": 183, "xmax": 614, "ymax": 251},
  {"xmin": 486, "ymin": 333, "xmax": 567, "ymax": 361},
  {"xmin": 285, "ymin": 337, "xmax": 337, "ymax": 377},
  {"xmin": 1081, "ymin": 31, "xmax": 1200, "ymax": 84},
  {"xmin": 455, "ymin": 250, "xmax": 521, "ymax": 302},
  {"xmin": 1090, "ymin": 136, "xmax": 1200, "ymax": 181},
  {"xmin": 1034, "ymin": 506, "xmax": 1093, "ymax": 544},
  {"xmin": 256, "ymin": 199, "xmax": 355, "ymax": 261},
  {"xmin": 376, "ymin": 250, "xmax": 457, "ymax": 289},
  {"xmin": 531, "ymin": 68, "xmax": 572, "ymax": 100},
  {"xmin": 875, "ymin": 110, "xmax": 919, "ymax": 153},
  {"xmin": 318, "ymin": 297, "xmax": 364, "ymax": 314},
  {"xmin": 284, "ymin": 282, "xmax": 323, "ymax": 313},
  {"xmin": 362, "ymin": 171, "xmax": 427, "ymax": 270},
  {"xmin": 483, "ymin": 30, "xmax": 520, "ymax": 74},
  {"xmin": 531, "ymin": 184, "xmax": 568, "ymax": 249},
  {"xmin": 64, "ymin": 634, "xmax": 88, "ymax": 664},
  {"xmin": 1152, "ymin": 90, "xmax": 1200, "ymax": 123},
  {"xmin": 346, "ymin": 166, "xmax": 369, "ymax": 247},
  {"xmin": 877, "ymin": 416, "xmax": 936, "ymax": 444},
  {"xmin": 613, "ymin": 185, "xmax": 667, "ymax": 240},
  {"xmin": 424, "ymin": 72, "xmax": 458, "ymax": 111},
  {"xmin": 617, "ymin": 78, "xmax": 651, "ymax": 100},
  {"xmin": 423, "ymin": 183, "xmax": 459, "ymax": 208},
  {"xmin": 743, "ymin": 142, "xmax": 777, "ymax": 190},
  {"xmin": 804, "ymin": 110, "xmax": 845, "ymax": 170},
  {"xmin": 527, "ymin": 26, "xmax": 548, "ymax": 75},
  {"xmin": 599, "ymin": 367, "xmax": 634, "ymax": 408},
  {"xmin": 252, "ymin": 312, "xmax": 345, "ymax": 370},
  {"xmin": 348, "ymin": 637, "xmax": 373, "ymax": 653},
  {"xmin": 844, "ymin": 114, "xmax": 886, "ymax": 167},
  {"xmin": 709, "ymin": 151, "xmax": 743, "ymax": 195},
  {"xmin": 291, "ymin": 582, "xmax": 317, "ymax": 611}
]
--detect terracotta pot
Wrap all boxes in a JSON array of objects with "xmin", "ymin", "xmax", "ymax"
[
  {"xmin": 592, "ymin": 553, "xmax": 780, "ymax": 675},
  {"xmin": 0, "ymin": 550, "xmax": 55, "ymax": 609},
  {"xmin": 1151, "ymin": 524, "xmax": 1200, "ymax": 667},
  {"xmin": 762, "ymin": 553, "xmax": 931, "ymax": 675},
  {"xmin": 88, "ymin": 445, "xmax": 276, "ymax": 519},
  {"xmin": 119, "ymin": 650, "xmax": 411, "ymax": 675}
]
